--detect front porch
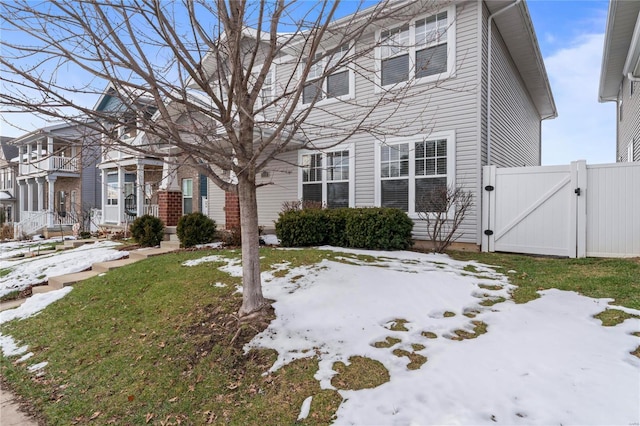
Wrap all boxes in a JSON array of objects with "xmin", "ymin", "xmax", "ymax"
[{"xmin": 98, "ymin": 158, "xmax": 164, "ymax": 226}]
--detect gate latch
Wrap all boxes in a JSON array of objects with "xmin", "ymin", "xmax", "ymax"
[{"xmin": 574, "ymin": 188, "xmax": 581, "ymax": 196}]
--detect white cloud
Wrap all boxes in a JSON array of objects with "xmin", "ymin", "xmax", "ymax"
[{"xmin": 542, "ymin": 33, "xmax": 616, "ymax": 165}]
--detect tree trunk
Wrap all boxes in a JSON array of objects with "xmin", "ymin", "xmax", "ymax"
[{"xmin": 237, "ymin": 171, "xmax": 267, "ymax": 317}]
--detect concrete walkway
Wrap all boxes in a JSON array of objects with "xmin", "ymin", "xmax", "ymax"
[
  {"xmin": 0, "ymin": 386, "xmax": 39, "ymax": 426},
  {"xmin": 0, "ymin": 240, "xmax": 180, "ymax": 425}
]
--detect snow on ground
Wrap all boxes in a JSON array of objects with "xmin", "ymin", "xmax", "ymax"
[
  {"xmin": 1, "ymin": 245, "xmax": 638, "ymax": 424},
  {"xmin": 0, "ymin": 237, "xmax": 73, "ymax": 260},
  {"xmin": 234, "ymin": 247, "xmax": 639, "ymax": 426},
  {"xmin": 0, "ymin": 241, "xmax": 126, "ymax": 297}
]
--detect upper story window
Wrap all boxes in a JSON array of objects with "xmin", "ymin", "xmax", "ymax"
[
  {"xmin": 376, "ymin": 132, "xmax": 455, "ymax": 215},
  {"xmin": 302, "ymin": 44, "xmax": 353, "ymax": 104},
  {"xmin": 258, "ymin": 68, "xmax": 275, "ymax": 106},
  {"xmin": 378, "ymin": 7, "xmax": 454, "ymax": 89},
  {"xmin": 300, "ymin": 146, "xmax": 354, "ymax": 208}
]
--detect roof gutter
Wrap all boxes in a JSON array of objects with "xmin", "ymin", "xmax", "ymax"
[{"xmin": 486, "ymin": 0, "xmax": 522, "ymax": 166}]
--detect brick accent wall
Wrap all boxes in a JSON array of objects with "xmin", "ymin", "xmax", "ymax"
[
  {"xmin": 158, "ymin": 190, "xmax": 182, "ymax": 226},
  {"xmin": 224, "ymin": 192, "xmax": 240, "ymax": 229}
]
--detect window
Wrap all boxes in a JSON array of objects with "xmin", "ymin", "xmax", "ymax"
[
  {"xmin": 107, "ymin": 172, "xmax": 118, "ymax": 205},
  {"xmin": 378, "ymin": 8, "xmax": 453, "ymax": 88},
  {"xmin": 182, "ymin": 178, "xmax": 193, "ymax": 214},
  {"xmin": 376, "ymin": 132, "xmax": 455, "ymax": 215},
  {"xmin": 303, "ymin": 44, "xmax": 353, "ymax": 104},
  {"xmin": 300, "ymin": 147, "xmax": 353, "ymax": 208},
  {"xmin": 259, "ymin": 68, "xmax": 275, "ymax": 106}
]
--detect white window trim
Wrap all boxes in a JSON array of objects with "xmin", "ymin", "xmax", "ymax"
[
  {"xmin": 300, "ymin": 44, "xmax": 356, "ymax": 107},
  {"xmin": 297, "ymin": 144, "xmax": 355, "ymax": 207},
  {"xmin": 254, "ymin": 65, "xmax": 276, "ymax": 108},
  {"xmin": 374, "ymin": 130, "xmax": 456, "ymax": 219},
  {"xmin": 374, "ymin": 5, "xmax": 456, "ymax": 93},
  {"xmin": 628, "ymin": 140, "xmax": 635, "ymax": 162}
]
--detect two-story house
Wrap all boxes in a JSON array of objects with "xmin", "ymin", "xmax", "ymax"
[
  {"xmin": 0, "ymin": 137, "xmax": 18, "ymax": 226},
  {"xmin": 93, "ymin": 85, "xmax": 208, "ymax": 230},
  {"xmin": 201, "ymin": 0, "xmax": 556, "ymax": 248},
  {"xmin": 10, "ymin": 122, "xmax": 102, "ymax": 237},
  {"xmin": 599, "ymin": 0, "xmax": 640, "ymax": 162}
]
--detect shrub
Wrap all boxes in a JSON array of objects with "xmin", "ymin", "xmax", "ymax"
[
  {"xmin": 129, "ymin": 215, "xmax": 165, "ymax": 247},
  {"xmin": 177, "ymin": 212, "xmax": 217, "ymax": 248},
  {"xmin": 346, "ymin": 208, "xmax": 413, "ymax": 250},
  {"xmin": 275, "ymin": 208, "xmax": 328, "ymax": 247},
  {"xmin": 275, "ymin": 206, "xmax": 413, "ymax": 250}
]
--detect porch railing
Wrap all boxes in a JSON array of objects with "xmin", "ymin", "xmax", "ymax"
[
  {"xmin": 144, "ymin": 204, "xmax": 159, "ymax": 217},
  {"xmin": 14, "ymin": 210, "xmax": 49, "ymax": 238},
  {"xmin": 19, "ymin": 156, "xmax": 80, "ymax": 175}
]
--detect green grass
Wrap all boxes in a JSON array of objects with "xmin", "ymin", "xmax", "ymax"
[
  {"xmin": 2, "ymin": 247, "xmax": 638, "ymax": 424},
  {"xmin": 0, "ymin": 268, "xmax": 11, "ymax": 278},
  {"xmin": 448, "ymin": 252, "xmax": 640, "ymax": 310},
  {"xmin": 0, "ymin": 248, "xmax": 362, "ymax": 425}
]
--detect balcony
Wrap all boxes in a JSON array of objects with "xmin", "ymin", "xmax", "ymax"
[{"xmin": 19, "ymin": 156, "xmax": 80, "ymax": 176}]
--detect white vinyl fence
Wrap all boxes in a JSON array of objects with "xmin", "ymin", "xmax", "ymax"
[{"xmin": 482, "ymin": 161, "xmax": 640, "ymax": 258}]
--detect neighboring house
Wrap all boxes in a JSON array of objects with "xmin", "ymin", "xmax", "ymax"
[
  {"xmin": 10, "ymin": 122, "xmax": 102, "ymax": 237},
  {"xmin": 599, "ymin": 0, "xmax": 640, "ymax": 162},
  {"xmin": 93, "ymin": 85, "xmax": 207, "ymax": 229},
  {"xmin": 0, "ymin": 137, "xmax": 19, "ymax": 225},
  {"xmin": 203, "ymin": 0, "xmax": 556, "ymax": 248}
]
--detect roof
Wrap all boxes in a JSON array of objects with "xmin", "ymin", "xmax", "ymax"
[
  {"xmin": 485, "ymin": 0, "xmax": 557, "ymax": 119},
  {"xmin": 599, "ymin": 0, "xmax": 640, "ymax": 102},
  {"xmin": 0, "ymin": 137, "xmax": 18, "ymax": 161},
  {"xmin": 9, "ymin": 122, "xmax": 94, "ymax": 146}
]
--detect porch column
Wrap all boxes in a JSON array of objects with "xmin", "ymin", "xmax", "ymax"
[
  {"xmin": 27, "ymin": 178, "xmax": 34, "ymax": 212},
  {"xmin": 27, "ymin": 143, "xmax": 32, "ymax": 163},
  {"xmin": 16, "ymin": 180, "xmax": 24, "ymax": 219},
  {"xmin": 47, "ymin": 176, "xmax": 56, "ymax": 227},
  {"xmin": 118, "ymin": 166, "xmax": 125, "ymax": 225},
  {"xmin": 36, "ymin": 177, "xmax": 45, "ymax": 211},
  {"xmin": 136, "ymin": 163, "xmax": 144, "ymax": 217},
  {"xmin": 47, "ymin": 136, "xmax": 54, "ymax": 155},
  {"xmin": 101, "ymin": 169, "xmax": 108, "ymax": 225},
  {"xmin": 36, "ymin": 140, "xmax": 42, "ymax": 160}
]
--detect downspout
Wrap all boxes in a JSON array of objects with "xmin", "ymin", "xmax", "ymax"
[
  {"xmin": 487, "ymin": 0, "xmax": 522, "ymax": 166},
  {"xmin": 627, "ymin": 73, "xmax": 640, "ymax": 82}
]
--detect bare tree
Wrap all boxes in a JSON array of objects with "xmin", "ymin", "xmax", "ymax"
[
  {"xmin": 1, "ymin": 0, "xmax": 457, "ymax": 318},
  {"xmin": 416, "ymin": 184, "xmax": 473, "ymax": 253}
]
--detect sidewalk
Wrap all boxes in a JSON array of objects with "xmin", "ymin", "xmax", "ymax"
[{"xmin": 0, "ymin": 384, "xmax": 39, "ymax": 426}]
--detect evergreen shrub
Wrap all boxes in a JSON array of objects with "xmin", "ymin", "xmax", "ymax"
[
  {"xmin": 130, "ymin": 215, "xmax": 165, "ymax": 247},
  {"xmin": 177, "ymin": 212, "xmax": 217, "ymax": 248}
]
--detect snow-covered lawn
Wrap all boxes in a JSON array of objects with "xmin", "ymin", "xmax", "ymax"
[
  {"xmin": 1, "ymin": 245, "xmax": 638, "ymax": 425},
  {"xmin": 0, "ymin": 240, "xmax": 127, "ymax": 297},
  {"xmin": 243, "ymin": 247, "xmax": 637, "ymax": 425}
]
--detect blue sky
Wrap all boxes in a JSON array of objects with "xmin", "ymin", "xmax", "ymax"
[
  {"xmin": 527, "ymin": 0, "xmax": 615, "ymax": 164},
  {"xmin": 1, "ymin": 0, "xmax": 616, "ymax": 165}
]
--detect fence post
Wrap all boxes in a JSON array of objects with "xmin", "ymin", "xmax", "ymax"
[
  {"xmin": 575, "ymin": 160, "xmax": 587, "ymax": 258},
  {"xmin": 481, "ymin": 165, "xmax": 496, "ymax": 252}
]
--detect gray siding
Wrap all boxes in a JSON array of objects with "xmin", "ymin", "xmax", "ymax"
[
  {"xmin": 487, "ymin": 15, "xmax": 541, "ymax": 167},
  {"xmin": 618, "ymin": 78, "xmax": 640, "ymax": 162},
  {"xmin": 81, "ymin": 142, "xmax": 102, "ymax": 209}
]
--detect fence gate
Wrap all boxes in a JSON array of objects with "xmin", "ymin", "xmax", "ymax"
[{"xmin": 482, "ymin": 161, "xmax": 587, "ymax": 257}]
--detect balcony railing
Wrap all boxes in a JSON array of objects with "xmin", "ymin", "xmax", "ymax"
[{"xmin": 19, "ymin": 156, "xmax": 80, "ymax": 175}]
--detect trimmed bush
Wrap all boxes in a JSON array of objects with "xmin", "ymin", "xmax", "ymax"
[
  {"xmin": 130, "ymin": 215, "xmax": 165, "ymax": 247},
  {"xmin": 346, "ymin": 208, "xmax": 413, "ymax": 250},
  {"xmin": 275, "ymin": 208, "xmax": 328, "ymax": 247},
  {"xmin": 177, "ymin": 212, "xmax": 217, "ymax": 248},
  {"xmin": 275, "ymin": 206, "xmax": 413, "ymax": 250}
]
